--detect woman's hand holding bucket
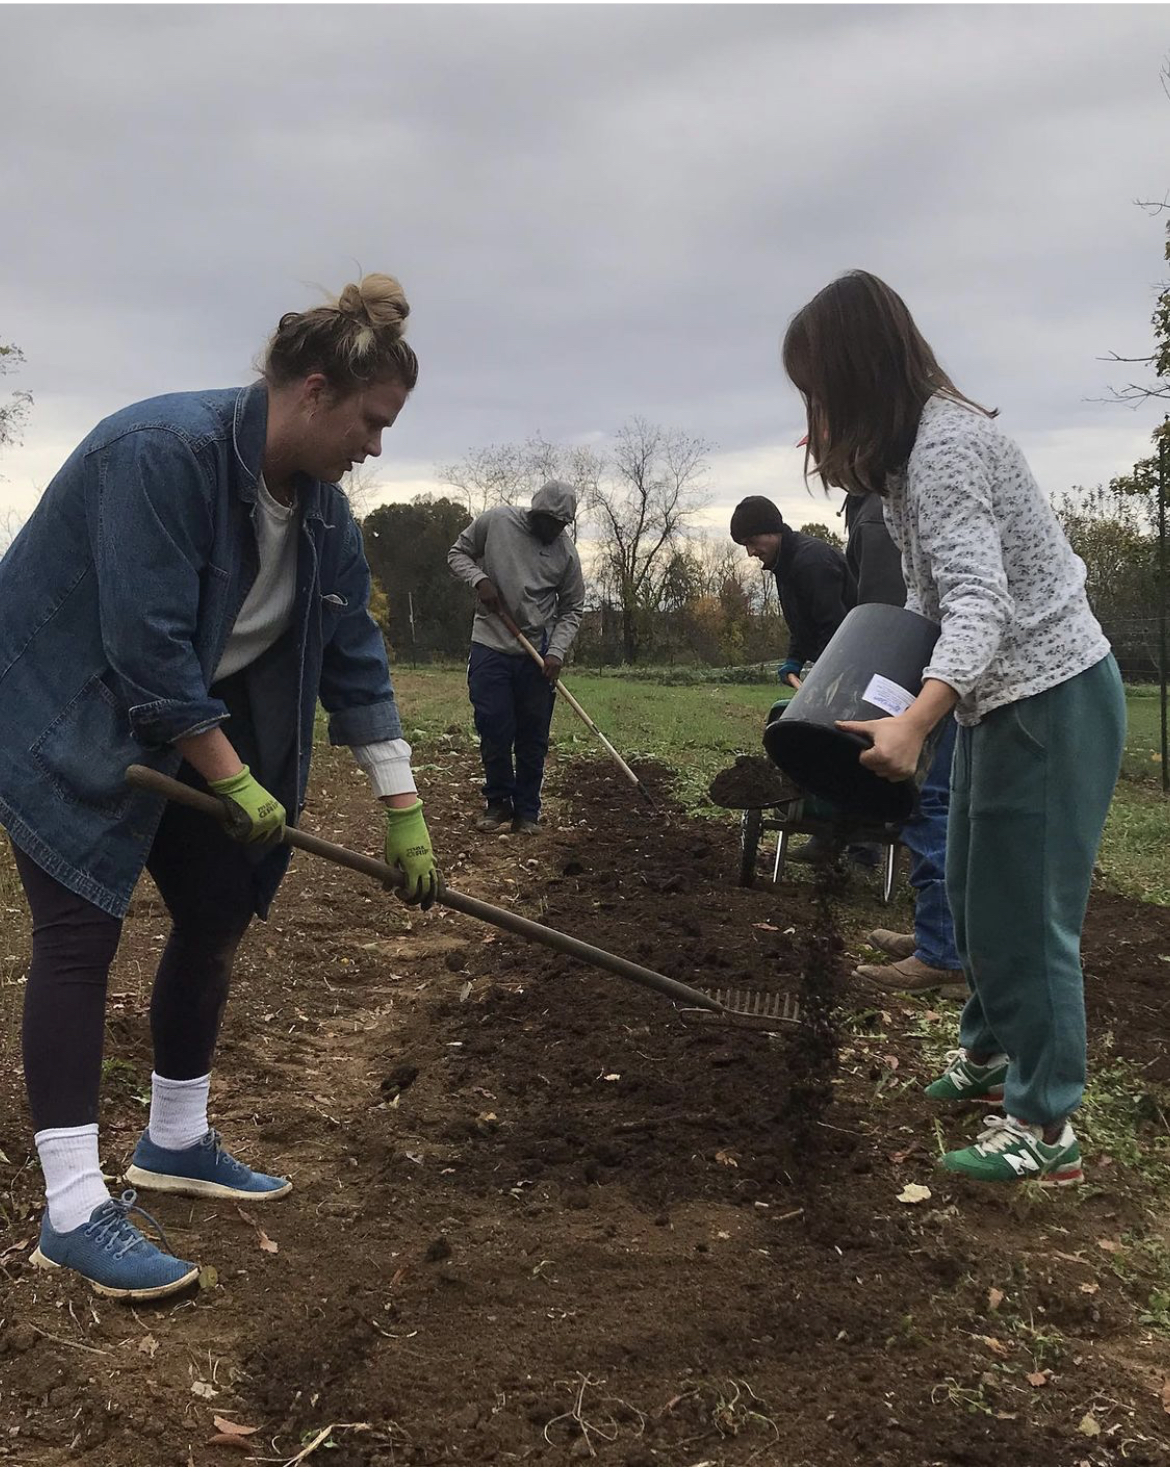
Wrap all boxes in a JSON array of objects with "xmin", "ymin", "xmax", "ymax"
[
  {"xmin": 835, "ymin": 714, "xmax": 924, "ymax": 782},
  {"xmin": 838, "ymin": 677, "xmax": 959, "ymax": 784}
]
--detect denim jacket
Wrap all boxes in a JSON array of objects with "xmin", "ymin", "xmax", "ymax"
[{"xmin": 0, "ymin": 382, "xmax": 403, "ymax": 918}]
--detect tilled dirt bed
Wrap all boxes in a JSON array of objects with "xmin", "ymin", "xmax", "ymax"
[{"xmin": 1, "ymin": 733, "xmax": 1170, "ymax": 1467}]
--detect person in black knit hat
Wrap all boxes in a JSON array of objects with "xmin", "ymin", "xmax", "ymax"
[
  {"xmin": 731, "ymin": 495, "xmax": 876, "ymax": 868},
  {"xmin": 730, "ymin": 496, "xmax": 856, "ymax": 691}
]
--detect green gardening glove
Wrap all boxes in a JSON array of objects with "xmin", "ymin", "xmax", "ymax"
[
  {"xmin": 208, "ymin": 766, "xmax": 286, "ymax": 846},
  {"xmin": 384, "ymin": 800, "xmax": 440, "ymax": 911}
]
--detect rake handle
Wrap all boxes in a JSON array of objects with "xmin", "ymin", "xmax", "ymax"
[
  {"xmin": 125, "ymin": 765, "xmax": 719, "ymax": 1015},
  {"xmin": 492, "ymin": 607, "xmax": 657, "ymax": 808}
]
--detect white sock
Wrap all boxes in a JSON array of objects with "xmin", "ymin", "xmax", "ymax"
[
  {"xmin": 36, "ymin": 1124, "xmax": 110, "ymax": 1234},
  {"xmin": 148, "ymin": 1072, "xmax": 211, "ymax": 1151}
]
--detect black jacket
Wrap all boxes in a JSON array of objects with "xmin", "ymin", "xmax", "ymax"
[
  {"xmin": 842, "ymin": 493, "xmax": 907, "ymax": 608},
  {"xmin": 772, "ymin": 526, "xmax": 857, "ymax": 665}
]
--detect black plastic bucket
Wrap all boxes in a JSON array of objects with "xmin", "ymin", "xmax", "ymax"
[{"xmin": 762, "ymin": 604, "xmax": 942, "ymax": 823}]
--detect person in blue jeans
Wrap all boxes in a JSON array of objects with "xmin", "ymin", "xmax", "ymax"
[
  {"xmin": 785, "ymin": 270, "xmax": 1124, "ymax": 1186},
  {"xmin": 0, "ymin": 274, "xmax": 440, "ymax": 1299},
  {"xmin": 842, "ymin": 491, "xmax": 965, "ymax": 997},
  {"xmin": 448, "ymin": 482, "xmax": 586, "ymax": 834}
]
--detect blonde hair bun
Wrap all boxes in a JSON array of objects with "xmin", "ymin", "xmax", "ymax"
[
  {"xmin": 336, "ymin": 274, "xmax": 410, "ymax": 337},
  {"xmin": 264, "ymin": 272, "xmax": 418, "ymax": 392}
]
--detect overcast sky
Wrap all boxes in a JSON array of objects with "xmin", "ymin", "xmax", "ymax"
[{"xmin": 2, "ymin": 3, "xmax": 1168, "ymax": 546}]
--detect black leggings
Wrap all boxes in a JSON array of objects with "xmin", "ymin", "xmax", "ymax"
[{"xmin": 15, "ymin": 772, "xmax": 259, "ymax": 1130}]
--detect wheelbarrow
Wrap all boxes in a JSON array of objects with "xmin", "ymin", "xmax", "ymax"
[
  {"xmin": 710, "ymin": 693, "xmax": 902, "ymax": 901},
  {"xmin": 738, "ymin": 794, "xmax": 902, "ymax": 902}
]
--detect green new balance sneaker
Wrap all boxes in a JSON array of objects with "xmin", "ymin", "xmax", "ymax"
[
  {"xmin": 941, "ymin": 1115, "xmax": 1083, "ymax": 1187},
  {"xmin": 924, "ymin": 1049, "xmax": 1008, "ymax": 1105}
]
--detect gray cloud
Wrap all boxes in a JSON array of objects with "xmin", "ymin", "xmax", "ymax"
[{"xmin": 1, "ymin": 4, "xmax": 1167, "ymax": 521}]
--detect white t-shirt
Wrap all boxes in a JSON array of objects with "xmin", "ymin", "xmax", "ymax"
[
  {"xmin": 214, "ymin": 476, "xmax": 299, "ymax": 682},
  {"xmin": 213, "ymin": 477, "xmax": 415, "ymax": 797}
]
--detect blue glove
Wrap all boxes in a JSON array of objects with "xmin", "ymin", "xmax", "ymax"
[{"xmin": 777, "ymin": 659, "xmax": 803, "ymax": 687}]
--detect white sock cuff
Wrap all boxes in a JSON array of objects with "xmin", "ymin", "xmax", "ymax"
[
  {"xmin": 151, "ymin": 1072, "xmax": 212, "ymax": 1091},
  {"xmin": 149, "ymin": 1072, "xmax": 212, "ymax": 1151},
  {"xmin": 36, "ymin": 1125, "xmax": 108, "ymax": 1233},
  {"xmin": 35, "ymin": 1123, "xmax": 99, "ymax": 1148}
]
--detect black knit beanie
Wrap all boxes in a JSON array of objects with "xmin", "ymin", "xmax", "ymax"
[{"xmin": 729, "ymin": 496, "xmax": 786, "ymax": 544}]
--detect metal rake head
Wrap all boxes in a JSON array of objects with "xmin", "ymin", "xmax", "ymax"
[{"xmin": 706, "ymin": 986, "xmax": 802, "ymax": 1028}]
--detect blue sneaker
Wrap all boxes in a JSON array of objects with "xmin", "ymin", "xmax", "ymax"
[
  {"xmin": 30, "ymin": 1190, "xmax": 199, "ymax": 1301},
  {"xmin": 125, "ymin": 1129, "xmax": 292, "ymax": 1201}
]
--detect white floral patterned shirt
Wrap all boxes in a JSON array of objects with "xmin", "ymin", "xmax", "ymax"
[{"xmin": 882, "ymin": 394, "xmax": 1110, "ymax": 726}]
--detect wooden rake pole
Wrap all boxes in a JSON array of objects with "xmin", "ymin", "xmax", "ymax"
[
  {"xmin": 491, "ymin": 606, "xmax": 658, "ymax": 811},
  {"xmin": 125, "ymin": 766, "xmax": 708, "ymax": 1009}
]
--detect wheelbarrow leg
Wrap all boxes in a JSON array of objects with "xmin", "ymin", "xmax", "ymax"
[
  {"xmin": 772, "ymin": 824, "xmax": 790, "ymax": 884},
  {"xmin": 882, "ymin": 842, "xmax": 899, "ymax": 904},
  {"xmin": 739, "ymin": 808, "xmax": 763, "ymax": 888}
]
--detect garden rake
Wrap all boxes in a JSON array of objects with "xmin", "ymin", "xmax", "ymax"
[{"xmin": 126, "ymin": 766, "xmax": 799, "ymax": 1030}]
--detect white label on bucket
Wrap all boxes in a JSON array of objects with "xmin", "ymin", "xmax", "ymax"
[{"xmin": 863, "ymin": 673, "xmax": 915, "ymax": 716}]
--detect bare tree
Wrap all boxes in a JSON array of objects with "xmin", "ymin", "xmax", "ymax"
[
  {"xmin": 1097, "ymin": 217, "xmax": 1170, "ymax": 406},
  {"xmin": 0, "ymin": 507, "xmax": 25, "ymax": 554},
  {"xmin": 585, "ymin": 418, "xmax": 711, "ymax": 662},
  {"xmin": 341, "ymin": 463, "xmax": 390, "ymax": 519},
  {"xmin": 0, "ymin": 342, "xmax": 32, "ymax": 454},
  {"xmin": 436, "ymin": 434, "xmax": 583, "ymax": 517},
  {"xmin": 1097, "ymin": 58, "xmax": 1170, "ymax": 407}
]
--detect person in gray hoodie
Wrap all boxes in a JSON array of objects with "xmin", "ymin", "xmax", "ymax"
[{"xmin": 448, "ymin": 481, "xmax": 586, "ymax": 833}]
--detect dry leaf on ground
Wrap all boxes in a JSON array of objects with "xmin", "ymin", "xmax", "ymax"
[
  {"xmin": 236, "ymin": 1206, "xmax": 278, "ymax": 1254},
  {"xmin": 896, "ymin": 1183, "xmax": 931, "ymax": 1204},
  {"xmin": 988, "ymin": 1287, "xmax": 1005, "ymax": 1310},
  {"xmin": 213, "ymin": 1416, "xmax": 261, "ymax": 1437}
]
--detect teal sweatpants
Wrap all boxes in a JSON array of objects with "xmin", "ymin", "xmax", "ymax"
[{"xmin": 947, "ymin": 656, "xmax": 1126, "ymax": 1125}]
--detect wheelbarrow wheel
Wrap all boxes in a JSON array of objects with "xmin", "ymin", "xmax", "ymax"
[{"xmin": 739, "ymin": 808, "xmax": 763, "ymax": 888}]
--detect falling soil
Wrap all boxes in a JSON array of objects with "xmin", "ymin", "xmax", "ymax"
[
  {"xmin": 1, "ymin": 737, "xmax": 1169, "ymax": 1466},
  {"xmin": 783, "ymin": 864, "xmax": 847, "ymax": 1169},
  {"xmin": 707, "ymin": 754, "xmax": 799, "ymax": 810}
]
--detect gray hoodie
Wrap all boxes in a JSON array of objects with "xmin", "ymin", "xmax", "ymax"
[{"xmin": 447, "ymin": 480, "xmax": 587, "ymax": 661}]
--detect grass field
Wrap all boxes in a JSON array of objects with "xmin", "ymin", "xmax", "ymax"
[{"xmin": 395, "ymin": 665, "xmax": 1170, "ymax": 906}]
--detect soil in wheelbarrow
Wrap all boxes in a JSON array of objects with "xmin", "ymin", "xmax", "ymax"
[
  {"xmin": 708, "ymin": 753, "xmax": 800, "ymax": 809},
  {"xmin": 1, "ymin": 735, "xmax": 1169, "ymax": 1468}
]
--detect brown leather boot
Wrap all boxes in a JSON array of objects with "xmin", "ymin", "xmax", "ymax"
[
  {"xmin": 865, "ymin": 929, "xmax": 916, "ymax": 960},
  {"xmin": 853, "ymin": 955, "xmax": 966, "ymax": 999}
]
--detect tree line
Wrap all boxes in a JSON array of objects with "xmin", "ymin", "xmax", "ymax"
[
  {"xmin": 364, "ymin": 216, "xmax": 1168, "ymax": 676},
  {"xmin": 2, "ymin": 216, "xmax": 1166, "ymax": 677}
]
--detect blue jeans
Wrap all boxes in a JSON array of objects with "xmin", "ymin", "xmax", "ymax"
[
  {"xmin": 467, "ymin": 642, "xmax": 557, "ymax": 820},
  {"xmin": 900, "ymin": 717, "xmax": 961, "ymax": 971}
]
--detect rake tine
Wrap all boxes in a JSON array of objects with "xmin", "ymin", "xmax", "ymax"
[{"xmin": 704, "ymin": 986, "xmax": 802, "ymax": 1028}]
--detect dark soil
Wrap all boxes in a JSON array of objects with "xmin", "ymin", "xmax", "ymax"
[
  {"xmin": 1, "ymin": 735, "xmax": 1169, "ymax": 1467},
  {"xmin": 708, "ymin": 754, "xmax": 799, "ymax": 810}
]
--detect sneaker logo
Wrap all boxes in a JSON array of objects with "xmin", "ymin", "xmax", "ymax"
[{"xmin": 1002, "ymin": 1150, "xmax": 1038, "ymax": 1177}]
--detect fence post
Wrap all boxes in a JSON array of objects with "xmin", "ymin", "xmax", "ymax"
[{"xmin": 1159, "ymin": 429, "xmax": 1168, "ymax": 794}]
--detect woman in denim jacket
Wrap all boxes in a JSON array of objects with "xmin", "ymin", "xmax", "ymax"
[
  {"xmin": 0, "ymin": 274, "xmax": 440, "ymax": 1298},
  {"xmin": 783, "ymin": 271, "xmax": 1125, "ymax": 1189}
]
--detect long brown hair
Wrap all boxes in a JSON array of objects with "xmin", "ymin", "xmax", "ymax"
[{"xmin": 782, "ymin": 271, "xmax": 995, "ymax": 495}]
